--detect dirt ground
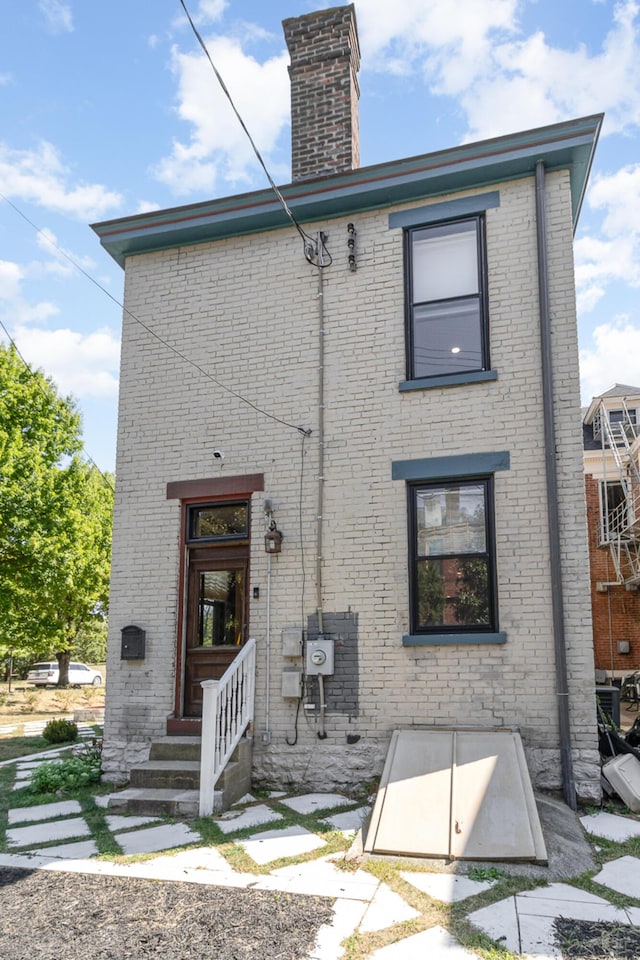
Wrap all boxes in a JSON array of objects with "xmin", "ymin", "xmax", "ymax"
[
  {"xmin": 0, "ymin": 867, "xmax": 334, "ymax": 960},
  {"xmin": 0, "ymin": 674, "xmax": 105, "ymax": 730}
]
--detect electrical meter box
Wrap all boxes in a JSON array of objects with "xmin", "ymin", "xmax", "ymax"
[
  {"xmin": 305, "ymin": 636, "xmax": 334, "ymax": 676},
  {"xmin": 282, "ymin": 627, "xmax": 303, "ymax": 658}
]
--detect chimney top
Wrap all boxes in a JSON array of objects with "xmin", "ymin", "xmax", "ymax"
[{"xmin": 283, "ymin": 4, "xmax": 361, "ymax": 182}]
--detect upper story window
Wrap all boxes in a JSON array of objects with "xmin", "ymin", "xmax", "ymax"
[
  {"xmin": 406, "ymin": 217, "xmax": 488, "ymax": 381},
  {"xmin": 187, "ymin": 502, "xmax": 249, "ymax": 543}
]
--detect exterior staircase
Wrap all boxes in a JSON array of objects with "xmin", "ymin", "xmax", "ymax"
[{"xmin": 107, "ymin": 735, "xmax": 252, "ymax": 818}]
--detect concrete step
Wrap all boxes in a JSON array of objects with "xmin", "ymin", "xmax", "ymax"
[
  {"xmin": 129, "ymin": 759, "xmax": 200, "ymax": 791},
  {"xmin": 149, "ymin": 736, "xmax": 201, "ymax": 762},
  {"xmin": 107, "ymin": 787, "xmax": 207, "ymax": 817}
]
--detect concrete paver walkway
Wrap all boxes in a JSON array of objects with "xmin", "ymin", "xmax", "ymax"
[{"xmin": 4, "ymin": 749, "xmax": 640, "ymax": 958}]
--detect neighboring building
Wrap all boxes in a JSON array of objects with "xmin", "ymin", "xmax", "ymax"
[
  {"xmin": 583, "ymin": 385, "xmax": 640, "ymax": 677},
  {"xmin": 93, "ymin": 5, "xmax": 602, "ymax": 806}
]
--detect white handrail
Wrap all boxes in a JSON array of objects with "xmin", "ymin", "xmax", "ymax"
[{"xmin": 199, "ymin": 637, "xmax": 256, "ymax": 816}]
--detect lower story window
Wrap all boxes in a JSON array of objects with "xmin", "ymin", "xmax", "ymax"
[{"xmin": 409, "ymin": 477, "xmax": 497, "ymax": 634}]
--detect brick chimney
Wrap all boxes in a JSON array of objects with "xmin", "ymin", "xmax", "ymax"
[{"xmin": 283, "ymin": 4, "xmax": 361, "ymax": 182}]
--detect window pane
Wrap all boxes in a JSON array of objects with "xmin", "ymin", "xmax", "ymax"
[
  {"xmin": 416, "ymin": 557, "xmax": 490, "ymax": 629},
  {"xmin": 190, "ymin": 503, "xmax": 248, "ymax": 539},
  {"xmin": 198, "ymin": 569, "xmax": 244, "ymax": 646},
  {"xmin": 413, "ymin": 298, "xmax": 482, "ymax": 378},
  {"xmin": 416, "ymin": 484, "xmax": 486, "ymax": 556},
  {"xmin": 412, "ymin": 221, "xmax": 478, "ymax": 304}
]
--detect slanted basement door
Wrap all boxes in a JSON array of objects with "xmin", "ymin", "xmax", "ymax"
[{"xmin": 364, "ymin": 728, "xmax": 547, "ymax": 862}]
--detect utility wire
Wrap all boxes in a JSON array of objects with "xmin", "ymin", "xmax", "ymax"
[
  {"xmin": 0, "ymin": 315, "xmax": 115, "ymax": 496},
  {"xmin": 0, "ymin": 192, "xmax": 311, "ymax": 438},
  {"xmin": 178, "ymin": 0, "xmax": 332, "ymax": 268}
]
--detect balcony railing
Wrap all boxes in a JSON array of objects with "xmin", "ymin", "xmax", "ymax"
[{"xmin": 199, "ymin": 637, "xmax": 256, "ymax": 816}]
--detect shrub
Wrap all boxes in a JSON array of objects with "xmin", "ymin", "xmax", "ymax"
[
  {"xmin": 30, "ymin": 753, "xmax": 101, "ymax": 795},
  {"xmin": 42, "ymin": 718, "xmax": 78, "ymax": 744}
]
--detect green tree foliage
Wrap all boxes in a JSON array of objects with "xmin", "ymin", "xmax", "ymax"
[{"xmin": 0, "ymin": 345, "xmax": 113, "ymax": 684}]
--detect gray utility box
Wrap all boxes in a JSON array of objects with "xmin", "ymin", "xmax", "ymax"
[
  {"xmin": 305, "ymin": 636, "xmax": 334, "ymax": 676},
  {"xmin": 602, "ymin": 753, "xmax": 640, "ymax": 812}
]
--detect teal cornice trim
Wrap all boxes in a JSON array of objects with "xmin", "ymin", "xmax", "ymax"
[
  {"xmin": 399, "ymin": 370, "xmax": 498, "ymax": 392},
  {"xmin": 392, "ymin": 451, "xmax": 510, "ymax": 481},
  {"xmin": 402, "ymin": 632, "xmax": 507, "ymax": 646},
  {"xmin": 92, "ymin": 114, "xmax": 602, "ymax": 268},
  {"xmin": 388, "ymin": 190, "xmax": 500, "ymax": 229}
]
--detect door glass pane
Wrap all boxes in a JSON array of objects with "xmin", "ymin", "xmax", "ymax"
[
  {"xmin": 198, "ymin": 569, "xmax": 244, "ymax": 646},
  {"xmin": 416, "ymin": 557, "xmax": 490, "ymax": 628},
  {"xmin": 412, "ymin": 221, "xmax": 478, "ymax": 304},
  {"xmin": 417, "ymin": 484, "xmax": 486, "ymax": 556},
  {"xmin": 413, "ymin": 298, "xmax": 482, "ymax": 378}
]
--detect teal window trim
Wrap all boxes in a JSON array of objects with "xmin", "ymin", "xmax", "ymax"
[
  {"xmin": 403, "ymin": 632, "xmax": 507, "ymax": 646},
  {"xmin": 392, "ymin": 451, "xmax": 510, "ymax": 482},
  {"xmin": 389, "ymin": 191, "xmax": 500, "ymax": 230},
  {"xmin": 400, "ymin": 370, "xmax": 497, "ymax": 392}
]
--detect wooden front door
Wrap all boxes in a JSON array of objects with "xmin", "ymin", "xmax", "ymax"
[{"xmin": 184, "ymin": 547, "xmax": 248, "ymax": 717}]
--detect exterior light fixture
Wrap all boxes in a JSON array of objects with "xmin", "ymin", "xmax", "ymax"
[
  {"xmin": 451, "ymin": 346, "xmax": 461, "ymax": 354},
  {"xmin": 264, "ymin": 521, "xmax": 283, "ymax": 554}
]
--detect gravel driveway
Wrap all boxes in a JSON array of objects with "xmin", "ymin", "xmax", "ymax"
[{"xmin": 0, "ymin": 867, "xmax": 334, "ymax": 960}]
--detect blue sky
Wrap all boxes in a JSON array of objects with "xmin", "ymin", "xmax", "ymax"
[{"xmin": 1, "ymin": 0, "xmax": 639, "ymax": 471}]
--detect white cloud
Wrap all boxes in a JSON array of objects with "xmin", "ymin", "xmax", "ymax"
[
  {"xmin": 356, "ymin": 0, "xmax": 640, "ymax": 142},
  {"xmin": 0, "ymin": 141, "xmax": 123, "ymax": 220},
  {"xmin": 13, "ymin": 326, "xmax": 121, "ymax": 400},
  {"xmin": 196, "ymin": 0, "xmax": 228, "ymax": 23},
  {"xmin": 0, "ymin": 259, "xmax": 59, "ymax": 325},
  {"xmin": 0, "ymin": 261, "xmax": 24, "ymax": 302},
  {"xmin": 38, "ymin": 0, "xmax": 73, "ymax": 34},
  {"xmin": 153, "ymin": 37, "xmax": 289, "ymax": 194},
  {"xmin": 34, "ymin": 227, "xmax": 97, "ymax": 278},
  {"xmin": 580, "ymin": 318, "xmax": 640, "ymax": 402},
  {"xmin": 575, "ymin": 163, "xmax": 640, "ymax": 312}
]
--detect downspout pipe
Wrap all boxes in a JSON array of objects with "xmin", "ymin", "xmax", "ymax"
[{"xmin": 535, "ymin": 159, "xmax": 577, "ymax": 811}]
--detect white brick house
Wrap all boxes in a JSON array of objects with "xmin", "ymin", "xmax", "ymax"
[{"xmin": 93, "ymin": 5, "xmax": 602, "ymax": 807}]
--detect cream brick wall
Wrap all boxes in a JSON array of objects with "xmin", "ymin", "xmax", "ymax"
[{"xmin": 103, "ymin": 171, "xmax": 598, "ymax": 798}]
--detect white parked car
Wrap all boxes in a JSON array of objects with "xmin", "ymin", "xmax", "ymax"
[{"xmin": 26, "ymin": 661, "xmax": 103, "ymax": 687}]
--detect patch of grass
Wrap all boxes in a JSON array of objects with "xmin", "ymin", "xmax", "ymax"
[
  {"xmin": 468, "ymin": 865, "xmax": 506, "ymax": 882},
  {"xmin": 0, "ymin": 734, "xmax": 61, "ymax": 763}
]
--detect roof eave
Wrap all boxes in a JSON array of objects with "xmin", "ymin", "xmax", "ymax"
[{"xmin": 92, "ymin": 114, "xmax": 603, "ymax": 268}]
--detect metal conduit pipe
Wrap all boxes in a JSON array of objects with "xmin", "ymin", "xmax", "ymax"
[
  {"xmin": 315, "ymin": 234, "xmax": 326, "ymax": 638},
  {"xmin": 535, "ymin": 159, "xmax": 577, "ymax": 811}
]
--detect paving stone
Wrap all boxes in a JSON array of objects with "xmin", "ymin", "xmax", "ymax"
[
  {"xmin": 580, "ymin": 811, "xmax": 640, "ymax": 842},
  {"xmin": 321, "ymin": 806, "xmax": 370, "ymax": 835},
  {"xmin": 13, "ymin": 769, "xmax": 32, "ymax": 781},
  {"xmin": 516, "ymin": 882, "xmax": 629, "ymax": 924},
  {"xmin": 7, "ymin": 817, "xmax": 90, "ymax": 848},
  {"xmin": 213, "ymin": 803, "xmax": 283, "ymax": 835},
  {"xmin": 280, "ymin": 793, "xmax": 353, "ymax": 815},
  {"xmin": 369, "ymin": 924, "xmax": 481, "ymax": 958},
  {"xmin": 115, "ymin": 822, "xmax": 201, "ymax": 856},
  {"xmin": 28, "ymin": 840, "xmax": 98, "ymax": 859},
  {"xmin": 237, "ymin": 825, "xmax": 326, "ymax": 865},
  {"xmin": 105, "ymin": 815, "xmax": 160, "ymax": 832},
  {"xmin": 518, "ymin": 914, "xmax": 561, "ymax": 958},
  {"xmin": 262, "ymin": 855, "xmax": 379, "ymax": 900},
  {"xmin": 468, "ymin": 896, "xmax": 520, "ymax": 954},
  {"xmin": 399, "ymin": 871, "xmax": 494, "ymax": 902},
  {"xmin": 232, "ymin": 793, "xmax": 257, "ymax": 806},
  {"xmin": 8, "ymin": 799, "xmax": 82, "ymax": 824},
  {"xmin": 268, "ymin": 791, "xmax": 287, "ymax": 799},
  {"xmin": 592, "ymin": 855, "xmax": 640, "ymax": 899},
  {"xmin": 93, "ymin": 794, "xmax": 114, "ymax": 808},
  {"xmin": 308, "ymin": 899, "xmax": 368, "ymax": 960},
  {"xmin": 359, "ymin": 883, "xmax": 420, "ymax": 932}
]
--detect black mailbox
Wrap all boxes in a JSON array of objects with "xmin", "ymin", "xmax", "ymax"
[{"xmin": 121, "ymin": 625, "xmax": 146, "ymax": 660}]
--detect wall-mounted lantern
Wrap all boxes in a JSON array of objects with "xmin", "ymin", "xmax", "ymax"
[{"xmin": 264, "ymin": 521, "xmax": 283, "ymax": 554}]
